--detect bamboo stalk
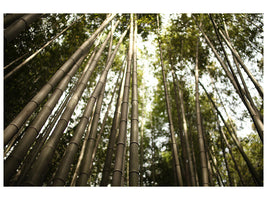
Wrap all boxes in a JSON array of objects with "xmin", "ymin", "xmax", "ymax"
[
  {"xmin": 100, "ymin": 57, "xmax": 127, "ymax": 186},
  {"xmin": 208, "ymin": 15, "xmax": 263, "ymax": 141},
  {"xmin": 4, "ymin": 14, "xmax": 42, "ymax": 43},
  {"xmin": 199, "ymin": 81, "xmax": 262, "ymax": 186},
  {"xmin": 156, "ymin": 14, "xmax": 183, "ymax": 186},
  {"xmin": 111, "ymin": 16, "xmax": 134, "ymax": 186},
  {"xmin": 4, "ymin": 14, "xmax": 116, "ymax": 146},
  {"xmin": 4, "ymin": 14, "xmax": 25, "ymax": 28},
  {"xmin": 194, "ymin": 39, "xmax": 209, "ymax": 186},
  {"xmin": 70, "ymin": 104, "xmax": 96, "ymax": 186},
  {"xmin": 129, "ymin": 14, "xmax": 139, "ymax": 186},
  {"xmin": 23, "ymin": 24, "xmax": 121, "ymax": 186},
  {"xmin": 4, "ymin": 55, "xmax": 86, "ymax": 185},
  {"xmin": 4, "ymin": 15, "xmax": 83, "ymax": 80}
]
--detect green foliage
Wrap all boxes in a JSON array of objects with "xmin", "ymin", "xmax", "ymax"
[{"xmin": 4, "ymin": 13, "xmax": 263, "ymax": 187}]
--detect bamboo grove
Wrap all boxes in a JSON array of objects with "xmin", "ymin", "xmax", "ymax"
[{"xmin": 3, "ymin": 13, "xmax": 263, "ymax": 186}]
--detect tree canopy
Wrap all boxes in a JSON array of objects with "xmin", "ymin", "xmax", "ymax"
[{"xmin": 3, "ymin": 13, "xmax": 263, "ymax": 188}]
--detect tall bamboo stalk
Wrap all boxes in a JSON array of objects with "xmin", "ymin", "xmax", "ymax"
[
  {"xmin": 129, "ymin": 15, "xmax": 139, "ymax": 186},
  {"xmin": 100, "ymin": 58, "xmax": 127, "ymax": 186},
  {"xmin": 87, "ymin": 66, "xmax": 124, "ymax": 184},
  {"xmin": 170, "ymin": 64, "xmax": 189, "ymax": 185},
  {"xmin": 111, "ymin": 15, "xmax": 134, "ymax": 186},
  {"xmin": 52, "ymin": 19, "xmax": 116, "ymax": 186},
  {"xmin": 220, "ymin": 131, "xmax": 234, "ymax": 186},
  {"xmin": 75, "ymin": 78, "xmax": 107, "ymax": 186},
  {"xmin": 156, "ymin": 14, "xmax": 183, "ymax": 186},
  {"xmin": 194, "ymin": 16, "xmax": 263, "ymax": 142},
  {"xmin": 5, "ymin": 15, "xmax": 83, "ymax": 80},
  {"xmin": 4, "ymin": 55, "xmax": 86, "ymax": 185},
  {"xmin": 202, "ymin": 81, "xmax": 245, "ymax": 185},
  {"xmin": 4, "ymin": 14, "xmax": 25, "ymax": 28},
  {"xmin": 218, "ymin": 27, "xmax": 263, "ymax": 98},
  {"xmin": 208, "ymin": 148, "xmax": 225, "ymax": 186},
  {"xmin": 76, "ymin": 30, "xmax": 129, "ymax": 186},
  {"xmin": 217, "ymin": 120, "xmax": 245, "ymax": 185},
  {"xmin": 176, "ymin": 78, "xmax": 196, "ymax": 186},
  {"xmin": 23, "ymin": 24, "xmax": 125, "ymax": 186},
  {"xmin": 199, "ymin": 81, "xmax": 262, "ymax": 185},
  {"xmin": 70, "ymin": 104, "xmax": 96, "ymax": 186},
  {"xmin": 4, "ymin": 52, "xmax": 29, "ymax": 70},
  {"xmin": 194, "ymin": 39, "xmax": 209, "ymax": 186},
  {"xmin": 4, "ymin": 14, "xmax": 42, "ymax": 43},
  {"xmin": 4, "ymin": 14, "xmax": 116, "ymax": 146},
  {"xmin": 208, "ymin": 15, "xmax": 263, "ymax": 141},
  {"xmin": 6, "ymin": 41, "xmax": 100, "ymax": 185}
]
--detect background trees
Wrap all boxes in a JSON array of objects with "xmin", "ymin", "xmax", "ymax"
[{"xmin": 3, "ymin": 13, "xmax": 263, "ymax": 187}]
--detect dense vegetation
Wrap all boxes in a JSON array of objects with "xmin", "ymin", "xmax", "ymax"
[{"xmin": 4, "ymin": 13, "xmax": 263, "ymax": 186}]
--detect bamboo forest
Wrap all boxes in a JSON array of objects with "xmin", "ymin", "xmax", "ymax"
[{"xmin": 3, "ymin": 13, "xmax": 264, "ymax": 187}]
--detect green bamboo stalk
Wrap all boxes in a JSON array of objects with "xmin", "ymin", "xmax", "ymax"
[
  {"xmin": 4, "ymin": 14, "xmax": 42, "ymax": 43},
  {"xmin": 156, "ymin": 14, "xmax": 183, "ymax": 186},
  {"xmin": 4, "ymin": 55, "xmax": 86, "ymax": 185},
  {"xmin": 76, "ymin": 27, "xmax": 129, "ymax": 186},
  {"xmin": 111, "ymin": 15, "xmax": 134, "ymax": 186},
  {"xmin": 4, "ymin": 15, "xmax": 84, "ymax": 80},
  {"xmin": 129, "ymin": 14, "xmax": 139, "ymax": 186},
  {"xmin": 100, "ymin": 57, "xmax": 127, "ymax": 186},
  {"xmin": 4, "ymin": 14, "xmax": 116, "ymax": 146},
  {"xmin": 23, "ymin": 24, "xmax": 120, "ymax": 186}
]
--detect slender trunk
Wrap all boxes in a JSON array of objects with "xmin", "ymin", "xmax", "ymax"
[
  {"xmin": 121, "ymin": 138, "xmax": 129, "ymax": 186},
  {"xmin": 218, "ymin": 27, "xmax": 263, "ymax": 98},
  {"xmin": 190, "ymin": 137, "xmax": 199, "ymax": 186},
  {"xmin": 17, "ymin": 47, "xmax": 100, "ymax": 186},
  {"xmin": 76, "ymin": 43, "xmax": 126, "ymax": 186},
  {"xmin": 208, "ymin": 85, "xmax": 244, "ymax": 185},
  {"xmin": 88, "ymin": 63, "xmax": 125, "ymax": 184},
  {"xmin": 199, "ymin": 81, "xmax": 262, "ymax": 185},
  {"xmin": 5, "ymin": 15, "xmax": 83, "ymax": 80},
  {"xmin": 221, "ymin": 134, "xmax": 234, "ymax": 186},
  {"xmin": 75, "ymin": 78, "xmax": 107, "ymax": 186},
  {"xmin": 111, "ymin": 15, "xmax": 134, "ymax": 186},
  {"xmin": 129, "ymin": 15, "xmax": 139, "ymax": 186},
  {"xmin": 195, "ymin": 39, "xmax": 209, "ymax": 186},
  {"xmin": 100, "ymin": 58, "xmax": 127, "ymax": 186},
  {"xmin": 70, "ymin": 104, "xmax": 96, "ymax": 186},
  {"xmin": 208, "ymin": 15, "xmax": 263, "ymax": 141},
  {"xmin": 210, "ymin": 78, "xmax": 239, "ymax": 138},
  {"xmin": 4, "ymin": 14, "xmax": 25, "ymax": 28},
  {"xmin": 52, "ymin": 25, "xmax": 128, "ymax": 186},
  {"xmin": 156, "ymin": 14, "xmax": 183, "ymax": 186},
  {"xmin": 4, "ymin": 14, "xmax": 116, "ymax": 146},
  {"xmin": 209, "ymin": 149, "xmax": 225, "ymax": 186},
  {"xmin": 194, "ymin": 16, "xmax": 263, "ymax": 142},
  {"xmin": 4, "ymin": 52, "xmax": 28, "ymax": 70},
  {"xmin": 176, "ymin": 79, "xmax": 196, "ymax": 186},
  {"xmin": 170, "ymin": 67, "xmax": 189, "ymax": 185},
  {"xmin": 4, "ymin": 14, "xmax": 42, "ymax": 43},
  {"xmin": 24, "ymin": 24, "xmax": 127, "ymax": 186},
  {"xmin": 4, "ymin": 55, "xmax": 86, "ymax": 185},
  {"xmin": 218, "ymin": 121, "xmax": 245, "ymax": 186},
  {"xmin": 15, "ymin": 87, "xmax": 74, "ymax": 185},
  {"xmin": 223, "ymin": 21, "xmax": 263, "ymax": 135}
]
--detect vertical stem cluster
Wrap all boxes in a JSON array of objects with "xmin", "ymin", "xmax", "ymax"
[
  {"xmin": 129, "ymin": 14, "xmax": 139, "ymax": 186},
  {"xmin": 157, "ymin": 14, "xmax": 183, "ymax": 186},
  {"xmin": 112, "ymin": 14, "xmax": 134, "ymax": 186},
  {"xmin": 195, "ymin": 39, "xmax": 209, "ymax": 186},
  {"xmin": 4, "ymin": 14, "xmax": 116, "ymax": 146}
]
